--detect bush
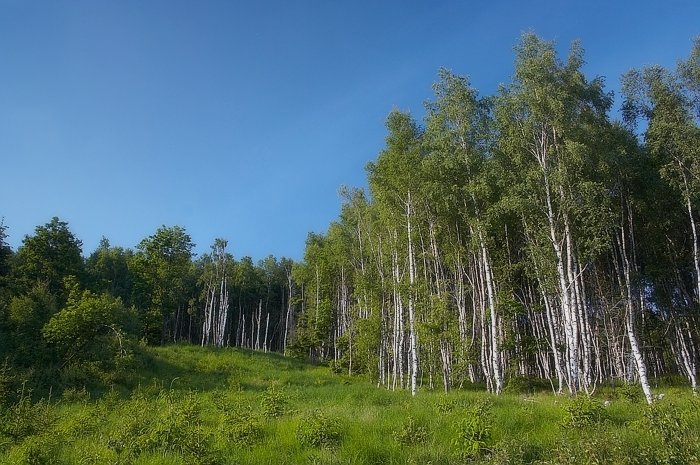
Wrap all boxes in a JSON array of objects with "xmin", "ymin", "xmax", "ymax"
[
  {"xmin": 108, "ymin": 390, "xmax": 219, "ymax": 465},
  {"xmin": 296, "ymin": 410, "xmax": 341, "ymax": 448},
  {"xmin": 489, "ymin": 438, "xmax": 542, "ymax": 465},
  {"xmin": 145, "ymin": 391, "xmax": 217, "ymax": 463},
  {"xmin": 561, "ymin": 395, "xmax": 607, "ymax": 429},
  {"xmin": 435, "ymin": 396, "xmax": 460, "ymax": 414},
  {"xmin": 5, "ymin": 434, "xmax": 59, "ymax": 465},
  {"xmin": 261, "ymin": 385, "xmax": 287, "ymax": 418},
  {"xmin": 0, "ymin": 386, "xmax": 55, "ymax": 445},
  {"xmin": 615, "ymin": 383, "xmax": 643, "ymax": 403},
  {"xmin": 393, "ymin": 415, "xmax": 429, "ymax": 445},
  {"xmin": 551, "ymin": 434, "xmax": 625, "ymax": 465},
  {"xmin": 0, "ymin": 360, "xmax": 14, "ymax": 406},
  {"xmin": 504, "ymin": 376, "xmax": 533, "ymax": 394},
  {"xmin": 453, "ymin": 400, "xmax": 493, "ymax": 459},
  {"xmin": 220, "ymin": 407, "xmax": 264, "ymax": 446},
  {"xmin": 636, "ymin": 401, "xmax": 699, "ymax": 464}
]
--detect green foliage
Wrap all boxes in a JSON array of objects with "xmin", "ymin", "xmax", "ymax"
[
  {"xmin": 0, "ymin": 361, "xmax": 13, "ymax": 406},
  {"xmin": 615, "ymin": 383, "xmax": 644, "ymax": 403},
  {"xmin": 392, "ymin": 415, "xmax": 429, "ymax": 445},
  {"xmin": 0, "ymin": 345, "xmax": 698, "ymax": 464},
  {"xmin": 60, "ymin": 386, "xmax": 90, "ymax": 404},
  {"xmin": 6, "ymin": 285, "xmax": 56, "ymax": 366},
  {"xmin": 503, "ymin": 376, "xmax": 536, "ymax": 395},
  {"xmin": 551, "ymin": 433, "xmax": 627, "ymax": 465},
  {"xmin": 133, "ymin": 225, "xmax": 195, "ymax": 344},
  {"xmin": 85, "ymin": 237, "xmax": 135, "ymax": 306},
  {"xmin": 296, "ymin": 410, "xmax": 341, "ymax": 448},
  {"xmin": 453, "ymin": 399, "xmax": 493, "ymax": 459},
  {"xmin": 108, "ymin": 389, "xmax": 219, "ymax": 465},
  {"xmin": 4, "ymin": 434, "xmax": 59, "ymax": 465},
  {"xmin": 13, "ymin": 217, "xmax": 84, "ymax": 304},
  {"xmin": 489, "ymin": 438, "xmax": 541, "ymax": 465},
  {"xmin": 0, "ymin": 386, "xmax": 55, "ymax": 445},
  {"xmin": 261, "ymin": 384, "xmax": 288, "ymax": 417},
  {"xmin": 635, "ymin": 401, "xmax": 700, "ymax": 464},
  {"xmin": 562, "ymin": 395, "xmax": 607, "ymax": 429},
  {"xmin": 40, "ymin": 283, "xmax": 139, "ymax": 389},
  {"xmin": 434, "ymin": 395, "xmax": 460, "ymax": 414},
  {"xmin": 223, "ymin": 409, "xmax": 264, "ymax": 446}
]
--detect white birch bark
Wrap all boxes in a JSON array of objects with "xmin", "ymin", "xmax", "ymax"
[{"xmin": 406, "ymin": 191, "xmax": 419, "ymax": 396}]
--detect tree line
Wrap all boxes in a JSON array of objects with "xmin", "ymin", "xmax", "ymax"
[
  {"xmin": 0, "ymin": 219, "xmax": 295, "ymax": 394},
  {"xmin": 1, "ymin": 34, "xmax": 698, "ymax": 404}
]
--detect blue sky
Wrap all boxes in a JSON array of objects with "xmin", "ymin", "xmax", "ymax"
[{"xmin": 1, "ymin": 1, "xmax": 698, "ymax": 261}]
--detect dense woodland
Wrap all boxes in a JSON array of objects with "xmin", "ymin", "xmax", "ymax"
[{"xmin": 1, "ymin": 34, "xmax": 699, "ymax": 405}]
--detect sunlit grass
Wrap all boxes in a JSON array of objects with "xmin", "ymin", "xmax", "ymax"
[{"xmin": 1, "ymin": 343, "xmax": 698, "ymax": 464}]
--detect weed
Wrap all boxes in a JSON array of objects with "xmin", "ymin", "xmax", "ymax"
[
  {"xmin": 434, "ymin": 396, "xmax": 460, "ymax": 414},
  {"xmin": 4, "ymin": 435, "xmax": 58, "ymax": 465},
  {"xmin": 0, "ymin": 361, "xmax": 14, "ymax": 406},
  {"xmin": 551, "ymin": 433, "xmax": 625, "ymax": 465}
]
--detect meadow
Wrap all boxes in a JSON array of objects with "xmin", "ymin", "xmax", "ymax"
[{"xmin": 1, "ymin": 344, "xmax": 698, "ymax": 464}]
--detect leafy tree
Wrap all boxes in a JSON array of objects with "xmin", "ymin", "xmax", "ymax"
[
  {"xmin": 0, "ymin": 220, "xmax": 14, "ymax": 358},
  {"xmin": 85, "ymin": 237, "xmax": 135, "ymax": 306},
  {"xmin": 622, "ymin": 41, "xmax": 700, "ymax": 392},
  {"xmin": 5, "ymin": 284, "xmax": 57, "ymax": 366},
  {"xmin": 132, "ymin": 226, "xmax": 195, "ymax": 344},
  {"xmin": 42, "ymin": 278, "xmax": 137, "ymax": 370},
  {"xmin": 13, "ymin": 217, "xmax": 85, "ymax": 305},
  {"xmin": 0, "ymin": 220, "xmax": 13, "ymax": 292}
]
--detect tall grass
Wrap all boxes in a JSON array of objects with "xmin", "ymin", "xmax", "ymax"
[{"xmin": 1, "ymin": 344, "xmax": 698, "ymax": 464}]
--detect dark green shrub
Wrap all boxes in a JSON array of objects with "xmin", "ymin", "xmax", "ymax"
[
  {"xmin": 296, "ymin": 410, "xmax": 341, "ymax": 448},
  {"xmin": 0, "ymin": 360, "xmax": 14, "ymax": 406},
  {"xmin": 489, "ymin": 438, "xmax": 542, "ymax": 465},
  {"xmin": 616, "ymin": 383, "xmax": 643, "ymax": 403},
  {"xmin": 147, "ymin": 391, "xmax": 217, "ymax": 463},
  {"xmin": 551, "ymin": 434, "xmax": 625, "ymax": 465},
  {"xmin": 108, "ymin": 390, "xmax": 219, "ymax": 465},
  {"xmin": 504, "ymin": 376, "xmax": 532, "ymax": 394}
]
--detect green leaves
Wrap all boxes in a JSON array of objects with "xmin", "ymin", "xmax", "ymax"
[
  {"xmin": 42, "ymin": 287, "xmax": 135, "ymax": 365},
  {"xmin": 13, "ymin": 217, "xmax": 84, "ymax": 304}
]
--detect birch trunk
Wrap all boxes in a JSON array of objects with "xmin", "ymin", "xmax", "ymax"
[{"xmin": 406, "ymin": 191, "xmax": 419, "ymax": 396}]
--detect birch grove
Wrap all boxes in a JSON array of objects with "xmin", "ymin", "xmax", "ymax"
[{"xmin": 288, "ymin": 34, "xmax": 700, "ymax": 398}]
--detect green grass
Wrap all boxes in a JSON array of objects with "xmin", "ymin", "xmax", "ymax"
[{"xmin": 1, "ymin": 344, "xmax": 699, "ymax": 464}]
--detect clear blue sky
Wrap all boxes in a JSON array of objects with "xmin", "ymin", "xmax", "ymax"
[{"xmin": 1, "ymin": 0, "xmax": 698, "ymax": 261}]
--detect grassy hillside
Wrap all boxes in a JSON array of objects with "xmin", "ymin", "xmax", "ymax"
[{"xmin": 1, "ymin": 345, "xmax": 699, "ymax": 464}]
